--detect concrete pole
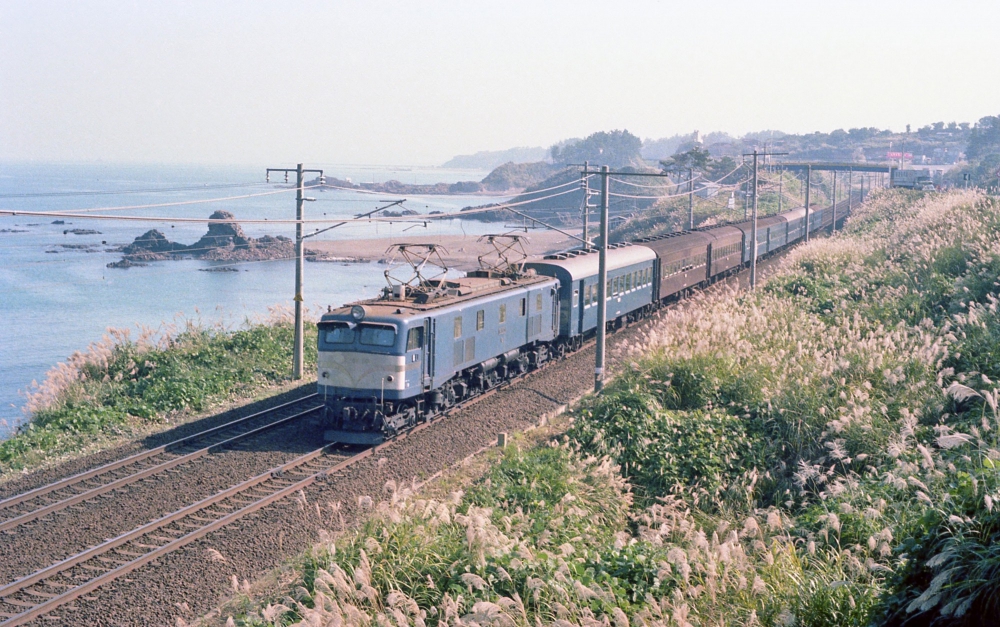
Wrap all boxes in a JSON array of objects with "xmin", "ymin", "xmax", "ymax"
[
  {"xmin": 749, "ymin": 150, "xmax": 759, "ymax": 290},
  {"xmin": 595, "ymin": 166, "xmax": 610, "ymax": 393},
  {"xmin": 804, "ymin": 165, "xmax": 812, "ymax": 242},
  {"xmin": 582, "ymin": 161, "xmax": 590, "ymax": 245},
  {"xmin": 831, "ymin": 170, "xmax": 838, "ymax": 233},
  {"xmin": 744, "ymin": 170, "xmax": 750, "ymax": 219},
  {"xmin": 848, "ymin": 168, "xmax": 853, "ymax": 214},
  {"xmin": 688, "ymin": 167, "xmax": 694, "ymax": 230},
  {"xmin": 778, "ymin": 169, "xmax": 782, "ymax": 213},
  {"xmin": 293, "ymin": 163, "xmax": 305, "ymax": 380}
]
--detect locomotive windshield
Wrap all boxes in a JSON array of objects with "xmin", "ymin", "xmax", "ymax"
[
  {"xmin": 358, "ymin": 324, "xmax": 397, "ymax": 347},
  {"xmin": 324, "ymin": 323, "xmax": 355, "ymax": 344}
]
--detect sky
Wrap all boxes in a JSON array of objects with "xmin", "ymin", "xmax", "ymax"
[{"xmin": 1, "ymin": 0, "xmax": 999, "ymax": 166}]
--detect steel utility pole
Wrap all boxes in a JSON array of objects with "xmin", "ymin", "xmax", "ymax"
[
  {"xmin": 595, "ymin": 165, "xmax": 610, "ymax": 393},
  {"xmin": 831, "ymin": 170, "xmax": 838, "ymax": 233},
  {"xmin": 688, "ymin": 167, "xmax": 695, "ymax": 230},
  {"xmin": 804, "ymin": 165, "xmax": 812, "ymax": 242},
  {"xmin": 265, "ymin": 163, "xmax": 324, "ymax": 380}
]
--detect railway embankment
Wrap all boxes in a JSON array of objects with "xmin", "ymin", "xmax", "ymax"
[
  {"xmin": 214, "ymin": 190, "xmax": 1000, "ymax": 627},
  {"xmin": 0, "ymin": 313, "xmax": 318, "ymax": 481}
]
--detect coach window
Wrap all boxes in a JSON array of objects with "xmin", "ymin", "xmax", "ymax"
[
  {"xmin": 406, "ymin": 327, "xmax": 423, "ymax": 351},
  {"xmin": 520, "ymin": 298, "xmax": 527, "ymax": 316},
  {"xmin": 499, "ymin": 303, "xmax": 507, "ymax": 323},
  {"xmin": 476, "ymin": 310, "xmax": 485, "ymax": 331},
  {"xmin": 592, "ymin": 285, "xmax": 598, "ymax": 305},
  {"xmin": 573, "ymin": 289, "xmax": 579, "ymax": 306},
  {"xmin": 454, "ymin": 317, "xmax": 462, "ymax": 339},
  {"xmin": 606, "ymin": 279, "xmax": 611, "ymax": 298}
]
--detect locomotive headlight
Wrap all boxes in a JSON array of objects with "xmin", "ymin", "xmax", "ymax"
[{"xmin": 350, "ymin": 305, "xmax": 366, "ymax": 321}]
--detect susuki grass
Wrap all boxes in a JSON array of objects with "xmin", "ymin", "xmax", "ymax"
[
  {"xmin": 0, "ymin": 308, "xmax": 317, "ymax": 476},
  {"xmin": 217, "ymin": 190, "xmax": 1000, "ymax": 626}
]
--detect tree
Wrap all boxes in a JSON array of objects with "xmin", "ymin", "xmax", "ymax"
[
  {"xmin": 550, "ymin": 130, "xmax": 643, "ymax": 168},
  {"xmin": 828, "ymin": 129, "xmax": 849, "ymax": 146},
  {"xmin": 660, "ymin": 146, "xmax": 712, "ymax": 172},
  {"xmin": 967, "ymin": 116, "xmax": 1000, "ymax": 160}
]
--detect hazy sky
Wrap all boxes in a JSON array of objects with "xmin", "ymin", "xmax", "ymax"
[{"xmin": 2, "ymin": 0, "xmax": 998, "ymax": 166}]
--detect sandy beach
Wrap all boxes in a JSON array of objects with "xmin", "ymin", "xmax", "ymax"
[{"xmin": 305, "ymin": 230, "xmax": 582, "ymax": 271}]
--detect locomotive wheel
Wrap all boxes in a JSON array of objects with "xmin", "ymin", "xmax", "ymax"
[{"xmin": 444, "ymin": 385, "xmax": 457, "ymax": 408}]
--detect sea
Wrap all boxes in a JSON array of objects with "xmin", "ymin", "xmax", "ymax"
[{"xmin": 0, "ymin": 161, "xmax": 509, "ymax": 437}]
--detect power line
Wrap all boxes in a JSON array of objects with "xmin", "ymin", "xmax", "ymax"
[
  {"xmin": 0, "ymin": 181, "xmax": 272, "ymax": 199},
  {"xmin": 1, "ymin": 185, "xmax": 321, "ymax": 217},
  {"xmin": 0, "ymin": 186, "xmax": 581, "ymax": 224}
]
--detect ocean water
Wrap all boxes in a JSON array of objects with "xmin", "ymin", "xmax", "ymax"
[{"xmin": 0, "ymin": 161, "xmax": 506, "ymax": 436}]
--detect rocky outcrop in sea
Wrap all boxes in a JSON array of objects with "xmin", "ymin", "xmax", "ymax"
[{"xmin": 109, "ymin": 210, "xmax": 296, "ymax": 267}]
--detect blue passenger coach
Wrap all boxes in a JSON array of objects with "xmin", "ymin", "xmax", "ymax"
[{"xmin": 525, "ymin": 245, "xmax": 657, "ymax": 340}]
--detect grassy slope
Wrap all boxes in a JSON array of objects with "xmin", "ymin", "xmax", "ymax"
[
  {"xmin": 216, "ymin": 190, "xmax": 1000, "ymax": 627},
  {"xmin": 0, "ymin": 319, "xmax": 317, "ymax": 477}
]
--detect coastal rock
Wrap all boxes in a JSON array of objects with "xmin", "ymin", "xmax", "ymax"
[
  {"xmin": 121, "ymin": 229, "xmax": 188, "ymax": 260},
  {"xmin": 64, "ymin": 229, "xmax": 102, "ymax": 235},
  {"xmin": 112, "ymin": 211, "xmax": 296, "ymax": 267},
  {"xmin": 106, "ymin": 259, "xmax": 149, "ymax": 269}
]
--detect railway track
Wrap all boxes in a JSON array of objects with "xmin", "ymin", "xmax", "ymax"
[
  {"xmin": 0, "ymin": 384, "xmax": 503, "ymax": 627},
  {"xmin": 0, "ymin": 395, "xmax": 323, "ymax": 533}
]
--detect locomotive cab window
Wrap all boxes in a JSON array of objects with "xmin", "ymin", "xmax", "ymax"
[
  {"xmin": 359, "ymin": 324, "xmax": 396, "ymax": 347},
  {"xmin": 324, "ymin": 323, "xmax": 355, "ymax": 344},
  {"xmin": 476, "ymin": 310, "xmax": 485, "ymax": 331},
  {"xmin": 405, "ymin": 327, "xmax": 423, "ymax": 351},
  {"xmin": 520, "ymin": 298, "xmax": 527, "ymax": 316}
]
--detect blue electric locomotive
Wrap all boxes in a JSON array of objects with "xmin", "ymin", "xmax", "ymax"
[{"xmin": 318, "ymin": 272, "xmax": 559, "ymax": 443}]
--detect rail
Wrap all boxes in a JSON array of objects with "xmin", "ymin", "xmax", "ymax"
[
  {"xmin": 0, "ymin": 394, "xmax": 321, "ymax": 532},
  {"xmin": 0, "ymin": 383, "xmax": 506, "ymax": 626}
]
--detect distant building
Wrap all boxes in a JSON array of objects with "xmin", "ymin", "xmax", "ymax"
[{"xmin": 695, "ymin": 181, "xmax": 721, "ymax": 198}]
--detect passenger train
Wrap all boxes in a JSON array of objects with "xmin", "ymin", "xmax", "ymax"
[{"xmin": 317, "ymin": 203, "xmax": 842, "ymax": 444}]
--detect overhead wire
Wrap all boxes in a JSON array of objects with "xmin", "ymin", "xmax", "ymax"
[
  {"xmin": 2, "ymin": 185, "xmax": 324, "ymax": 217},
  {"xmin": 0, "ymin": 181, "xmax": 273, "ymax": 199},
  {"xmin": 0, "ymin": 186, "xmax": 581, "ymax": 225}
]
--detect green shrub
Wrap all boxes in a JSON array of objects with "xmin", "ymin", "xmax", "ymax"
[{"xmin": 0, "ymin": 321, "xmax": 317, "ymax": 474}]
